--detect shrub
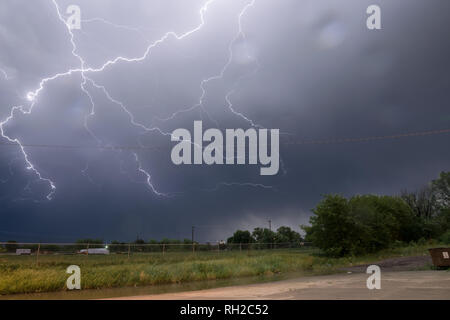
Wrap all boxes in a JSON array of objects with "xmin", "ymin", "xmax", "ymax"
[{"xmin": 440, "ymin": 230, "xmax": 450, "ymax": 244}]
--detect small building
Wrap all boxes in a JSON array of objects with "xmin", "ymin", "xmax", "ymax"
[{"xmin": 16, "ymin": 249, "xmax": 31, "ymax": 255}]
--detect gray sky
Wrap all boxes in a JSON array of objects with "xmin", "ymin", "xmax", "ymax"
[{"xmin": 0, "ymin": 0, "xmax": 449, "ymax": 242}]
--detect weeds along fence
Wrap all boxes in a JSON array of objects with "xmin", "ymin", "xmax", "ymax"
[{"xmin": 0, "ymin": 241, "xmax": 314, "ymax": 259}]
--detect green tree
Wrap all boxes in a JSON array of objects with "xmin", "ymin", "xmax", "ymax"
[
  {"xmin": 432, "ymin": 171, "xmax": 450, "ymax": 209},
  {"xmin": 227, "ymin": 230, "xmax": 254, "ymax": 244},
  {"xmin": 134, "ymin": 239, "xmax": 145, "ymax": 244},
  {"xmin": 401, "ymin": 186, "xmax": 436, "ymax": 219},
  {"xmin": 252, "ymin": 228, "xmax": 277, "ymax": 244},
  {"xmin": 302, "ymin": 194, "xmax": 360, "ymax": 257},
  {"xmin": 302, "ymin": 194, "xmax": 423, "ymax": 257},
  {"xmin": 275, "ymin": 226, "xmax": 303, "ymax": 243},
  {"xmin": 350, "ymin": 195, "xmax": 418, "ymax": 250}
]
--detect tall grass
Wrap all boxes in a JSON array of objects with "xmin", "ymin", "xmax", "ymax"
[{"xmin": 0, "ymin": 245, "xmax": 433, "ymax": 295}]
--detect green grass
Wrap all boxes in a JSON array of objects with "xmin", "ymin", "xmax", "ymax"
[{"xmin": 0, "ymin": 245, "xmax": 435, "ymax": 295}]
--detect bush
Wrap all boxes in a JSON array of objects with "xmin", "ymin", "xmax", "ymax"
[
  {"xmin": 440, "ymin": 230, "xmax": 450, "ymax": 244},
  {"xmin": 227, "ymin": 230, "xmax": 254, "ymax": 244}
]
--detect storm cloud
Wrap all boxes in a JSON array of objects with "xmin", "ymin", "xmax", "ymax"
[{"xmin": 0, "ymin": 0, "xmax": 449, "ymax": 242}]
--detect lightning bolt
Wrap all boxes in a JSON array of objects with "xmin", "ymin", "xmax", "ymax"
[
  {"xmin": 1, "ymin": 0, "xmax": 272, "ymax": 200},
  {"xmin": 225, "ymin": 90, "xmax": 261, "ymax": 128},
  {"xmin": 81, "ymin": 161, "xmax": 101, "ymax": 188},
  {"xmin": 0, "ymin": 106, "xmax": 56, "ymax": 200},
  {"xmin": 156, "ymin": 0, "xmax": 258, "ymax": 125},
  {"xmin": 133, "ymin": 153, "xmax": 167, "ymax": 197},
  {"xmin": 81, "ymin": 17, "xmax": 152, "ymax": 42},
  {"xmin": 80, "ymin": 0, "xmax": 217, "ymax": 75},
  {"xmin": 204, "ymin": 182, "xmax": 276, "ymax": 192}
]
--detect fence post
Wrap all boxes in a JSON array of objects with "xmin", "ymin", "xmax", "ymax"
[
  {"xmin": 192, "ymin": 242, "xmax": 195, "ymax": 254},
  {"xmin": 127, "ymin": 243, "xmax": 131, "ymax": 259},
  {"xmin": 162, "ymin": 244, "xmax": 165, "ymax": 256},
  {"xmin": 36, "ymin": 243, "xmax": 40, "ymax": 266}
]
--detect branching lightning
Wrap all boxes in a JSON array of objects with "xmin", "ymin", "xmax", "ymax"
[
  {"xmin": 81, "ymin": 17, "xmax": 152, "ymax": 42},
  {"xmin": 133, "ymin": 153, "xmax": 167, "ymax": 197},
  {"xmin": 204, "ymin": 182, "xmax": 275, "ymax": 192},
  {"xmin": 0, "ymin": 0, "xmax": 274, "ymax": 201},
  {"xmin": 0, "ymin": 106, "xmax": 56, "ymax": 200}
]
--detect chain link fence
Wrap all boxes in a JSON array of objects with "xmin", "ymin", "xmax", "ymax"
[{"xmin": 0, "ymin": 241, "xmax": 314, "ymax": 260}]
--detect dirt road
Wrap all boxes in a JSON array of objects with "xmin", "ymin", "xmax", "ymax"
[{"xmin": 109, "ymin": 270, "xmax": 450, "ymax": 300}]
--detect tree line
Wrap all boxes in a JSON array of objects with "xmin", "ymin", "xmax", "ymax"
[
  {"xmin": 302, "ymin": 171, "xmax": 450, "ymax": 257},
  {"xmin": 226, "ymin": 226, "xmax": 303, "ymax": 244}
]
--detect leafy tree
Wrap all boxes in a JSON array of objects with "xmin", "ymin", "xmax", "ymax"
[
  {"xmin": 134, "ymin": 239, "xmax": 145, "ymax": 244},
  {"xmin": 432, "ymin": 171, "xmax": 450, "ymax": 209},
  {"xmin": 275, "ymin": 226, "xmax": 303, "ymax": 243},
  {"xmin": 350, "ymin": 195, "xmax": 420, "ymax": 250},
  {"xmin": 227, "ymin": 230, "xmax": 254, "ymax": 244},
  {"xmin": 302, "ymin": 194, "xmax": 361, "ymax": 257},
  {"xmin": 401, "ymin": 186, "xmax": 436, "ymax": 219},
  {"xmin": 252, "ymin": 228, "xmax": 277, "ymax": 244},
  {"xmin": 431, "ymin": 208, "xmax": 450, "ymax": 236},
  {"xmin": 302, "ymin": 194, "xmax": 423, "ymax": 257},
  {"xmin": 440, "ymin": 229, "xmax": 450, "ymax": 244}
]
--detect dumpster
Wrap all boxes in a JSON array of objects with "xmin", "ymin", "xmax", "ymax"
[{"xmin": 428, "ymin": 248, "xmax": 450, "ymax": 267}]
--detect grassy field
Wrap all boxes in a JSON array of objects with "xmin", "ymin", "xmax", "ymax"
[{"xmin": 0, "ymin": 245, "xmax": 435, "ymax": 295}]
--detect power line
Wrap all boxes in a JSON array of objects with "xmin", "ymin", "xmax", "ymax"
[
  {"xmin": 283, "ymin": 128, "xmax": 450, "ymax": 145},
  {"xmin": 0, "ymin": 128, "xmax": 448, "ymax": 151},
  {"xmin": 0, "ymin": 142, "xmax": 166, "ymax": 151}
]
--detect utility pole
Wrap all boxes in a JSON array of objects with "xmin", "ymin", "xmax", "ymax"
[
  {"xmin": 268, "ymin": 219, "xmax": 273, "ymax": 250},
  {"xmin": 192, "ymin": 226, "xmax": 195, "ymax": 253}
]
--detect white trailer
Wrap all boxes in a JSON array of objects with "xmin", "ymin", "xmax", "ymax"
[
  {"xmin": 16, "ymin": 249, "xmax": 31, "ymax": 255},
  {"xmin": 79, "ymin": 248, "xmax": 110, "ymax": 255}
]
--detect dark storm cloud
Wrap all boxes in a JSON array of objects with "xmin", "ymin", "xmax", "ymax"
[{"xmin": 0, "ymin": 0, "xmax": 449, "ymax": 242}]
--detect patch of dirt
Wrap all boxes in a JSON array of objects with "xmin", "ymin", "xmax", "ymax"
[{"xmin": 342, "ymin": 255, "xmax": 433, "ymax": 273}]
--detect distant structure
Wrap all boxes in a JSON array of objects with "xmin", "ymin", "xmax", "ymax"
[
  {"xmin": 79, "ymin": 248, "xmax": 110, "ymax": 255},
  {"xmin": 16, "ymin": 249, "xmax": 31, "ymax": 255}
]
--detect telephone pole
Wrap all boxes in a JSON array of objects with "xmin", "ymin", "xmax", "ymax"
[
  {"xmin": 268, "ymin": 219, "xmax": 273, "ymax": 250},
  {"xmin": 192, "ymin": 226, "xmax": 195, "ymax": 253}
]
